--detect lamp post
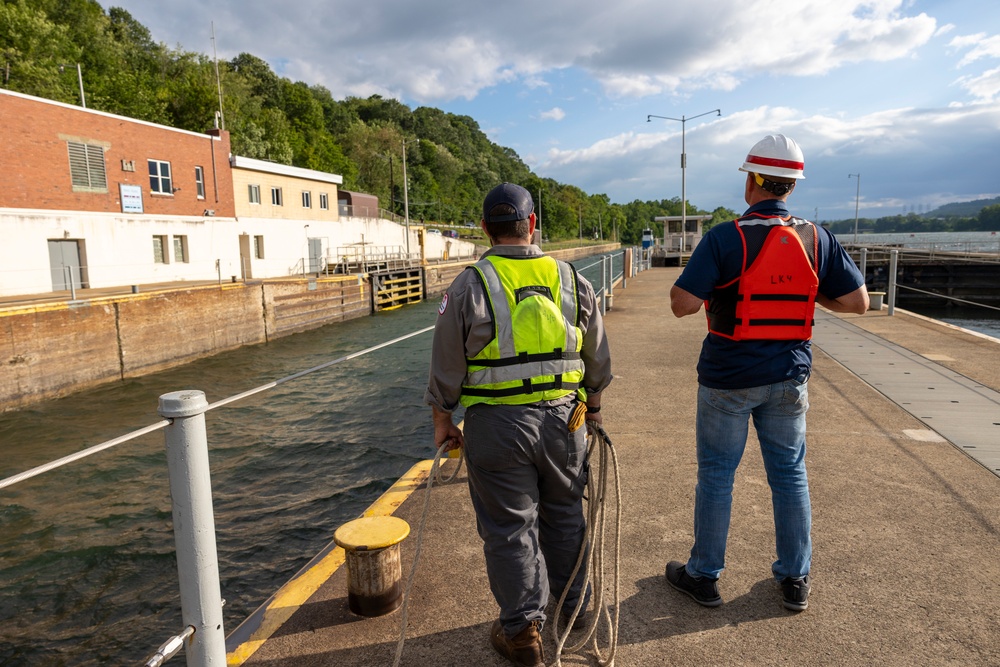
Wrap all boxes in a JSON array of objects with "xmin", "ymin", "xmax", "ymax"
[
  {"xmin": 58, "ymin": 63, "xmax": 86, "ymax": 108},
  {"xmin": 402, "ymin": 138, "xmax": 419, "ymax": 258},
  {"xmin": 849, "ymin": 173, "xmax": 861, "ymax": 244},
  {"xmin": 647, "ymin": 109, "xmax": 721, "ymax": 242}
]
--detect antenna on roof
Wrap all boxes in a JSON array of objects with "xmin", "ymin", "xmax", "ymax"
[{"xmin": 211, "ymin": 22, "xmax": 225, "ymax": 131}]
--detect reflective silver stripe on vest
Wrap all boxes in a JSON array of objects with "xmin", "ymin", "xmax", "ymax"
[
  {"xmin": 465, "ymin": 358, "xmax": 584, "ymax": 386},
  {"xmin": 557, "ymin": 261, "xmax": 580, "ymax": 353},
  {"xmin": 467, "ymin": 257, "xmax": 583, "ymax": 386},
  {"xmin": 476, "ymin": 259, "xmax": 516, "ymax": 358},
  {"xmin": 737, "ymin": 215, "xmax": 809, "ymax": 227}
]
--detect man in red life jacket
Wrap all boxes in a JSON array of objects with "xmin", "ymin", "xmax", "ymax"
[{"xmin": 665, "ymin": 134, "xmax": 868, "ymax": 612}]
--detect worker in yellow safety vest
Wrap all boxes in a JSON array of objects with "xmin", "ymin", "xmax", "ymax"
[{"xmin": 425, "ymin": 183, "xmax": 613, "ymax": 667}]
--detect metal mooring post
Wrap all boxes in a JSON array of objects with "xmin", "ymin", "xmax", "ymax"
[
  {"xmin": 600, "ymin": 256, "xmax": 607, "ymax": 316},
  {"xmin": 606, "ymin": 254, "xmax": 614, "ymax": 308},
  {"xmin": 859, "ymin": 248, "xmax": 867, "ymax": 283},
  {"xmin": 887, "ymin": 249, "xmax": 898, "ymax": 317},
  {"xmin": 158, "ymin": 390, "xmax": 227, "ymax": 667}
]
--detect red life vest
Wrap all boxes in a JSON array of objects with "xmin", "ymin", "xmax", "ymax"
[{"xmin": 706, "ymin": 214, "xmax": 819, "ymax": 341}]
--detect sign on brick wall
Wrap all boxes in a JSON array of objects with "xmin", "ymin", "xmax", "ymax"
[{"xmin": 120, "ymin": 184, "xmax": 143, "ymax": 213}]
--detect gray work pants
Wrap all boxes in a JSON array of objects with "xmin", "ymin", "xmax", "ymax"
[{"xmin": 464, "ymin": 400, "xmax": 590, "ymax": 636}]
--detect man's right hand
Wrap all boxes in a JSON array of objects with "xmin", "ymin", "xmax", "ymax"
[{"xmin": 432, "ymin": 406, "xmax": 465, "ymax": 451}]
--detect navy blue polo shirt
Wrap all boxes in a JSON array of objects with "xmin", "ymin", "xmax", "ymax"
[{"xmin": 674, "ymin": 200, "xmax": 864, "ymax": 389}]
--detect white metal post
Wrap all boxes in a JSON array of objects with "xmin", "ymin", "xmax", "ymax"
[
  {"xmin": 158, "ymin": 390, "xmax": 227, "ymax": 667},
  {"xmin": 607, "ymin": 254, "xmax": 613, "ymax": 308},
  {"xmin": 887, "ymin": 249, "xmax": 898, "ymax": 317},
  {"xmin": 860, "ymin": 248, "xmax": 867, "ymax": 283}
]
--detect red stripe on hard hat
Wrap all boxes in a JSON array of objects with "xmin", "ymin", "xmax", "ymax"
[{"xmin": 746, "ymin": 155, "xmax": 804, "ymax": 171}]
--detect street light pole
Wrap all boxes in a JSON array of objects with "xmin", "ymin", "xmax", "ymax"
[
  {"xmin": 647, "ymin": 109, "xmax": 721, "ymax": 242},
  {"xmin": 59, "ymin": 63, "xmax": 86, "ymax": 108},
  {"xmin": 849, "ymin": 173, "xmax": 861, "ymax": 244},
  {"xmin": 402, "ymin": 138, "xmax": 419, "ymax": 258}
]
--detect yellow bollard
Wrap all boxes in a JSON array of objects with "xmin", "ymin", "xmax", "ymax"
[{"xmin": 333, "ymin": 516, "xmax": 410, "ymax": 617}]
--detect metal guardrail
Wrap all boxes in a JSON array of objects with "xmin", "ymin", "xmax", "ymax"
[
  {"xmin": 846, "ymin": 242, "xmax": 1000, "ymax": 264},
  {"xmin": 857, "ymin": 247, "xmax": 1000, "ymax": 317},
  {"xmin": 0, "ymin": 327, "xmax": 435, "ymax": 666}
]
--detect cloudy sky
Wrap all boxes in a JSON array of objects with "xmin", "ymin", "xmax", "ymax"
[{"xmin": 109, "ymin": 0, "xmax": 1000, "ymax": 221}]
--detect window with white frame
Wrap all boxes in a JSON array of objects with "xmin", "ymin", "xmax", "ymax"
[
  {"xmin": 194, "ymin": 166, "xmax": 205, "ymax": 199},
  {"xmin": 153, "ymin": 235, "xmax": 169, "ymax": 263},
  {"xmin": 271, "ymin": 187, "xmax": 283, "ymax": 206},
  {"xmin": 302, "ymin": 191, "xmax": 312, "ymax": 208},
  {"xmin": 248, "ymin": 184, "xmax": 261, "ymax": 204},
  {"xmin": 319, "ymin": 193, "xmax": 329, "ymax": 210},
  {"xmin": 67, "ymin": 141, "xmax": 108, "ymax": 191},
  {"xmin": 148, "ymin": 160, "xmax": 172, "ymax": 194},
  {"xmin": 173, "ymin": 235, "xmax": 189, "ymax": 263},
  {"xmin": 254, "ymin": 235, "xmax": 265, "ymax": 259}
]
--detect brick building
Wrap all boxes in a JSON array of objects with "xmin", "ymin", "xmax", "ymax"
[{"xmin": 0, "ymin": 89, "xmax": 473, "ymax": 298}]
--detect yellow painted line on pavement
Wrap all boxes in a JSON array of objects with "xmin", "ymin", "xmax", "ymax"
[{"xmin": 226, "ymin": 459, "xmax": 435, "ymax": 665}]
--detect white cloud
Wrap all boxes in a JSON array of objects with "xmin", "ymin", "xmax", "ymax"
[
  {"xmin": 955, "ymin": 67, "xmax": 1000, "ymax": 103},
  {"xmin": 949, "ymin": 33, "xmax": 1000, "ymax": 67},
  {"xmin": 116, "ymin": 0, "xmax": 938, "ymax": 104},
  {"xmin": 539, "ymin": 107, "xmax": 566, "ymax": 121}
]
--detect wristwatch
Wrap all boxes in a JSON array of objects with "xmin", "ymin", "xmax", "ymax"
[{"xmin": 586, "ymin": 405, "xmax": 601, "ymax": 414}]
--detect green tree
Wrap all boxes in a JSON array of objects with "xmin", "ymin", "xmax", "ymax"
[{"xmin": 0, "ymin": 0, "xmax": 79, "ymax": 102}]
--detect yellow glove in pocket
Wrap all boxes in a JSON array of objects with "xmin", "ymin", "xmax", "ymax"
[{"xmin": 568, "ymin": 401, "xmax": 587, "ymax": 433}]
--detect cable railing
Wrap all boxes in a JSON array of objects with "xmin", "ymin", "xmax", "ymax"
[
  {"xmin": 857, "ymin": 247, "xmax": 1000, "ymax": 318},
  {"xmin": 896, "ymin": 284, "xmax": 1000, "ymax": 314},
  {"xmin": 848, "ymin": 242, "xmax": 1000, "ymax": 264},
  {"xmin": 0, "ymin": 327, "xmax": 435, "ymax": 666}
]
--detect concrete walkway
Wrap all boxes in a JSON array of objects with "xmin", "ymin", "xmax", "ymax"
[{"xmin": 230, "ymin": 266, "xmax": 1000, "ymax": 667}]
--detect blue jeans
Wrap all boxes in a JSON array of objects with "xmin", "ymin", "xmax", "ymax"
[{"xmin": 687, "ymin": 375, "xmax": 812, "ymax": 582}]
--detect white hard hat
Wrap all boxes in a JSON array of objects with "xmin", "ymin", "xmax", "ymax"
[{"xmin": 739, "ymin": 134, "xmax": 805, "ymax": 179}]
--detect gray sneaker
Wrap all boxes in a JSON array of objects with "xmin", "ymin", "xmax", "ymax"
[
  {"xmin": 780, "ymin": 575, "xmax": 810, "ymax": 611},
  {"xmin": 665, "ymin": 561, "xmax": 722, "ymax": 607}
]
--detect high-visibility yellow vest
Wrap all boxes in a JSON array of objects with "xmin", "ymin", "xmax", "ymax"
[{"xmin": 460, "ymin": 254, "xmax": 585, "ymax": 407}]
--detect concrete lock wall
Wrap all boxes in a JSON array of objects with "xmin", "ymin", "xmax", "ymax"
[
  {"xmin": 0, "ymin": 277, "xmax": 372, "ymax": 411},
  {"xmin": 0, "ymin": 244, "xmax": 620, "ymax": 411},
  {"xmin": 116, "ymin": 285, "xmax": 268, "ymax": 378},
  {"xmin": 1, "ymin": 302, "xmax": 122, "ymax": 407}
]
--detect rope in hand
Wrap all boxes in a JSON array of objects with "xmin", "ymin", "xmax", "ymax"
[
  {"xmin": 391, "ymin": 441, "xmax": 464, "ymax": 667},
  {"xmin": 391, "ymin": 425, "xmax": 620, "ymax": 667},
  {"xmin": 551, "ymin": 423, "xmax": 622, "ymax": 667}
]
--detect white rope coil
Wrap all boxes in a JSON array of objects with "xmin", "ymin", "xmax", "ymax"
[
  {"xmin": 392, "ymin": 423, "xmax": 620, "ymax": 667},
  {"xmin": 551, "ymin": 423, "xmax": 622, "ymax": 667}
]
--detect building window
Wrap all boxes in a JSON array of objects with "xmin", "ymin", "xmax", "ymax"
[
  {"xmin": 302, "ymin": 191, "xmax": 312, "ymax": 208},
  {"xmin": 319, "ymin": 193, "xmax": 329, "ymax": 210},
  {"xmin": 173, "ymin": 235, "xmax": 189, "ymax": 263},
  {"xmin": 153, "ymin": 235, "xmax": 168, "ymax": 263},
  {"xmin": 148, "ymin": 160, "xmax": 172, "ymax": 194},
  {"xmin": 67, "ymin": 141, "xmax": 108, "ymax": 191},
  {"xmin": 194, "ymin": 166, "xmax": 205, "ymax": 199},
  {"xmin": 271, "ymin": 187, "xmax": 283, "ymax": 206},
  {"xmin": 254, "ymin": 235, "xmax": 265, "ymax": 259},
  {"xmin": 248, "ymin": 184, "xmax": 261, "ymax": 204}
]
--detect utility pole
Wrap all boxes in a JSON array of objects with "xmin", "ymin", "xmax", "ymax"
[{"xmin": 211, "ymin": 22, "xmax": 224, "ymax": 130}]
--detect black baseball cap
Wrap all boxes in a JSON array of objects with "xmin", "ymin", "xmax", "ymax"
[{"xmin": 482, "ymin": 183, "xmax": 534, "ymax": 223}]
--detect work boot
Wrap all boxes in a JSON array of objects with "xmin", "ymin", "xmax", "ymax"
[
  {"xmin": 489, "ymin": 619, "xmax": 544, "ymax": 667},
  {"xmin": 665, "ymin": 560, "xmax": 722, "ymax": 607},
  {"xmin": 780, "ymin": 575, "xmax": 810, "ymax": 611},
  {"xmin": 558, "ymin": 608, "xmax": 589, "ymax": 632}
]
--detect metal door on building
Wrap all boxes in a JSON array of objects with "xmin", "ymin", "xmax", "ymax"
[
  {"xmin": 308, "ymin": 238, "xmax": 323, "ymax": 274},
  {"xmin": 48, "ymin": 240, "xmax": 84, "ymax": 291}
]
